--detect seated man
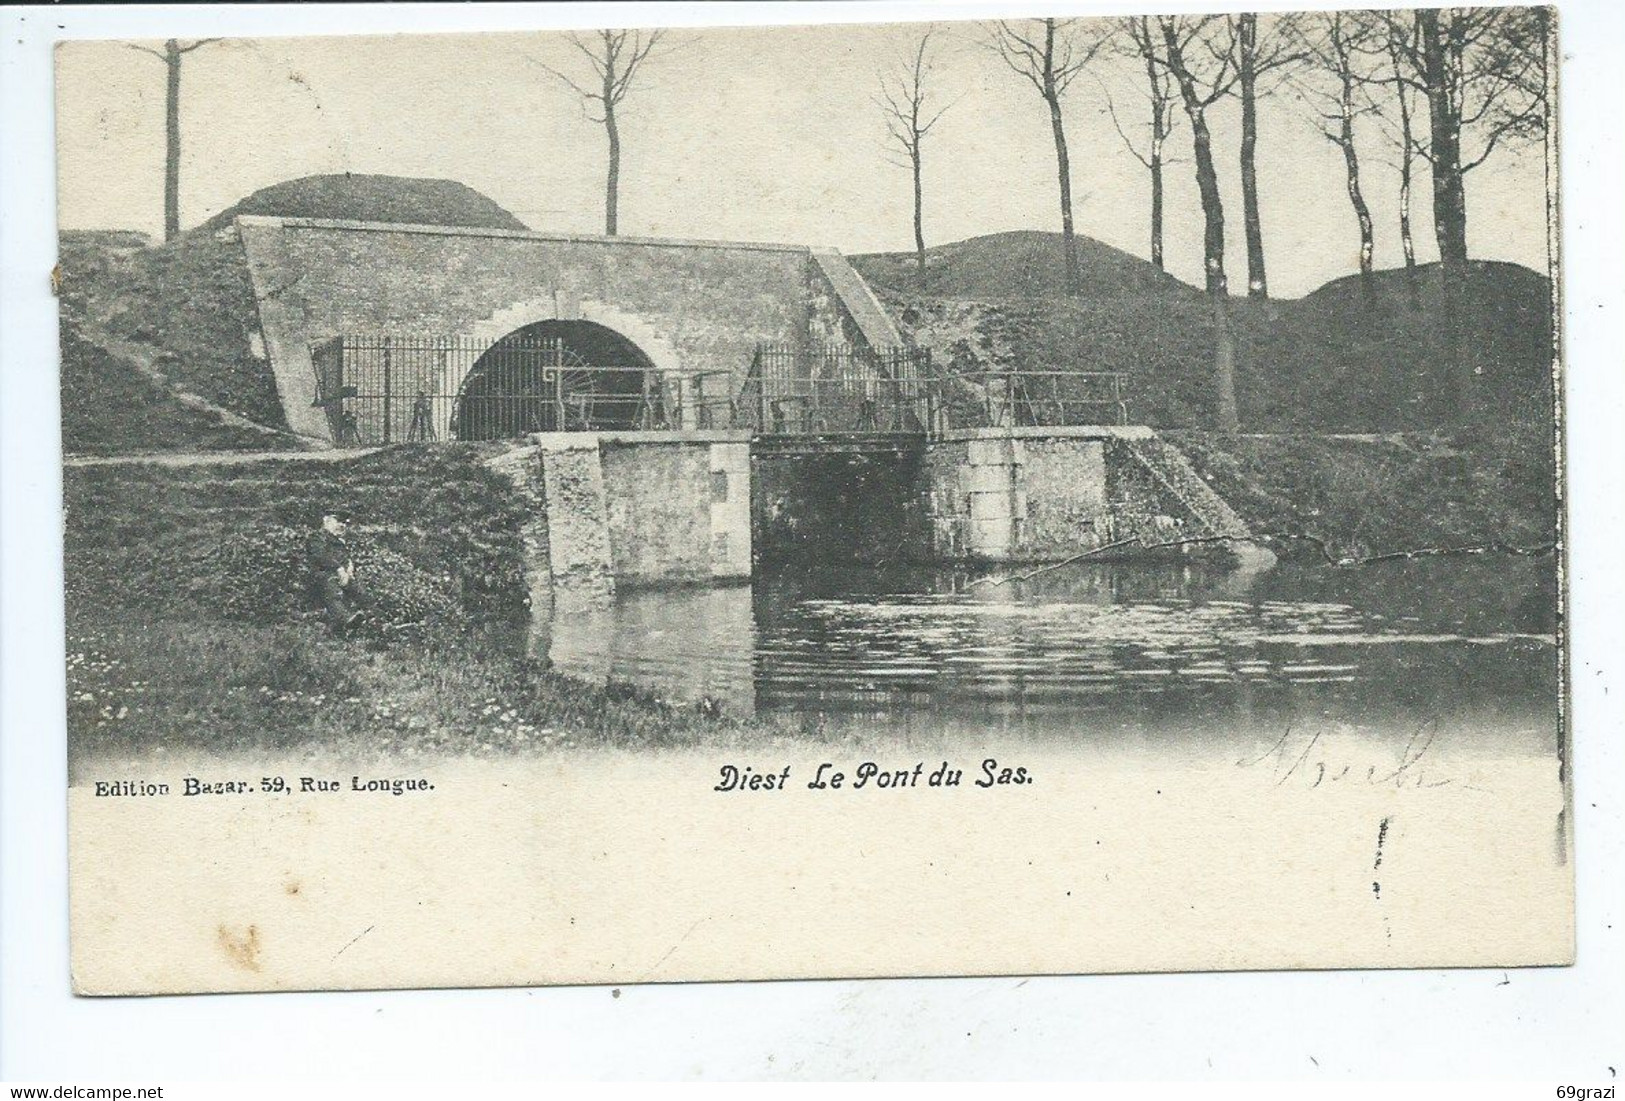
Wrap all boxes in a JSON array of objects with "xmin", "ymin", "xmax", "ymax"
[{"xmin": 306, "ymin": 509, "xmax": 363, "ymax": 634}]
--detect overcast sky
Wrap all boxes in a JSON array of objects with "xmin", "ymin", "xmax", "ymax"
[{"xmin": 54, "ymin": 15, "xmax": 1551, "ymax": 298}]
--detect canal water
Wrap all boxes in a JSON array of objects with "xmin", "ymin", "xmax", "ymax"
[{"xmin": 534, "ymin": 555, "xmax": 1560, "ymax": 758}]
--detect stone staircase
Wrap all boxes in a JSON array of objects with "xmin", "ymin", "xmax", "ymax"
[{"xmin": 1121, "ymin": 435, "xmax": 1251, "ymax": 540}]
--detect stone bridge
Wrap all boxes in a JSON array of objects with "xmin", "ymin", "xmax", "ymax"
[
  {"xmin": 233, "ymin": 216, "xmax": 900, "ymax": 441},
  {"xmin": 228, "ymin": 217, "xmax": 1252, "ymax": 601}
]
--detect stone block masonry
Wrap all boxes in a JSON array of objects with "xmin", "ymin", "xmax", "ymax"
[
  {"xmin": 599, "ymin": 437, "xmax": 752, "ymax": 585},
  {"xmin": 234, "ymin": 217, "xmax": 892, "ymax": 442},
  {"xmin": 487, "ymin": 427, "xmax": 1250, "ymax": 599},
  {"xmin": 923, "ymin": 426, "xmax": 1251, "ymax": 562},
  {"xmin": 538, "ymin": 437, "xmax": 618, "ymax": 615},
  {"xmin": 486, "ymin": 431, "xmax": 753, "ymax": 615},
  {"xmin": 707, "ymin": 443, "xmax": 752, "ymax": 578},
  {"xmin": 749, "ymin": 427, "xmax": 1247, "ymax": 568}
]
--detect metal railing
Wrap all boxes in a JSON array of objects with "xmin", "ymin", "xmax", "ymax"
[
  {"xmin": 686, "ymin": 369, "xmax": 740, "ymax": 430},
  {"xmin": 938, "ymin": 369, "xmax": 1129, "ymax": 429},
  {"xmin": 309, "ymin": 333, "xmax": 1131, "ymax": 445},
  {"xmin": 738, "ymin": 343, "xmax": 933, "ymax": 435}
]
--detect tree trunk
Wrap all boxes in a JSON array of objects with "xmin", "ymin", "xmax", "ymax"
[
  {"xmin": 1342, "ymin": 139, "xmax": 1375, "ymax": 305},
  {"xmin": 1398, "ymin": 118, "xmax": 1419, "ymax": 309},
  {"xmin": 164, "ymin": 40, "xmax": 182, "ymax": 243},
  {"xmin": 1149, "ymin": 148, "xmax": 1164, "ymax": 271},
  {"xmin": 1337, "ymin": 71, "xmax": 1376, "ymax": 305},
  {"xmin": 1388, "ymin": 33, "xmax": 1421, "ymax": 309},
  {"xmin": 1418, "ymin": 10, "xmax": 1468, "ymax": 266},
  {"xmin": 1398, "ymin": 166, "xmax": 1420, "ymax": 308},
  {"xmin": 1198, "ymin": 117, "xmax": 1240, "ymax": 433},
  {"xmin": 1163, "ymin": 20, "xmax": 1239, "ymax": 432},
  {"xmin": 1418, "ymin": 10, "xmax": 1473, "ymax": 420},
  {"xmin": 1209, "ymin": 286, "xmax": 1239, "ymax": 434},
  {"xmin": 603, "ymin": 101, "xmax": 620, "ymax": 236},
  {"xmin": 1237, "ymin": 15, "xmax": 1268, "ymax": 299},
  {"xmin": 1429, "ymin": 140, "xmax": 1468, "ymax": 267},
  {"xmin": 1046, "ymin": 87, "xmax": 1080, "ymax": 295},
  {"xmin": 912, "ymin": 140, "xmax": 926, "ymax": 276},
  {"xmin": 1140, "ymin": 33, "xmax": 1168, "ymax": 273}
]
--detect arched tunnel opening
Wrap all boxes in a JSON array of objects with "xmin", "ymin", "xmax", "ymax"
[{"xmin": 454, "ymin": 319, "xmax": 661, "ymax": 440}]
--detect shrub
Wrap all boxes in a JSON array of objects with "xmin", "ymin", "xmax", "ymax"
[{"xmin": 193, "ymin": 526, "xmax": 462, "ymax": 627}]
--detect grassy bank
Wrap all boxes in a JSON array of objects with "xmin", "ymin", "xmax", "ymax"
[
  {"xmin": 65, "ymin": 445, "xmax": 533, "ymax": 621},
  {"xmin": 66, "ymin": 616, "xmax": 746, "ymax": 765},
  {"xmin": 64, "ymin": 446, "xmax": 747, "ymax": 761},
  {"xmin": 58, "ymin": 320, "xmax": 286, "ymax": 456},
  {"xmin": 59, "ymin": 229, "xmax": 287, "ymax": 436},
  {"xmin": 1169, "ymin": 428, "xmax": 1559, "ymax": 561}
]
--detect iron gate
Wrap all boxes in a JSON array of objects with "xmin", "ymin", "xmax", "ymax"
[{"xmin": 310, "ymin": 334, "xmax": 671, "ymax": 444}]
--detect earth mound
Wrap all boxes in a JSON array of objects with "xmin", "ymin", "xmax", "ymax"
[{"xmin": 198, "ymin": 173, "xmax": 528, "ymax": 233}]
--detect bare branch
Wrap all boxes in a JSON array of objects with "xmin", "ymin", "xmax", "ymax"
[
  {"xmin": 609, "ymin": 29, "xmax": 665, "ymax": 106},
  {"xmin": 875, "ymin": 28, "xmax": 960, "ymax": 159},
  {"xmin": 1098, "ymin": 83, "xmax": 1152, "ymax": 169},
  {"xmin": 527, "ymin": 57, "xmax": 597, "ymax": 103},
  {"xmin": 1379, "ymin": 7, "xmax": 1547, "ymax": 175},
  {"xmin": 530, "ymin": 27, "xmax": 669, "ymax": 111},
  {"xmin": 984, "ymin": 19, "xmax": 1049, "ymax": 97},
  {"xmin": 1153, "ymin": 14, "xmax": 1238, "ymax": 107}
]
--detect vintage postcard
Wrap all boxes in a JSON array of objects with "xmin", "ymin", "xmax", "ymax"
[{"xmin": 57, "ymin": 7, "xmax": 1567, "ymax": 994}]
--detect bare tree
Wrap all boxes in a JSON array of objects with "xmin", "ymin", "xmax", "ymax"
[
  {"xmin": 1382, "ymin": 8, "xmax": 1548, "ymax": 271},
  {"xmin": 127, "ymin": 38, "xmax": 220, "ymax": 242},
  {"xmin": 1379, "ymin": 7, "xmax": 1549, "ymax": 419},
  {"xmin": 1293, "ymin": 12, "xmax": 1382, "ymax": 304},
  {"xmin": 1100, "ymin": 16, "xmax": 1180, "ymax": 272},
  {"xmin": 1378, "ymin": 17, "xmax": 1425, "ymax": 306},
  {"xmin": 875, "ymin": 31, "xmax": 956, "ymax": 276},
  {"xmin": 1229, "ymin": 13, "xmax": 1306, "ymax": 299},
  {"xmin": 988, "ymin": 18, "xmax": 1111, "ymax": 295},
  {"xmin": 1156, "ymin": 15, "xmax": 1241, "ymax": 432},
  {"xmin": 531, "ymin": 29, "xmax": 666, "ymax": 236}
]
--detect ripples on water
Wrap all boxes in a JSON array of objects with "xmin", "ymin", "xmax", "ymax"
[{"xmin": 533, "ymin": 556, "xmax": 1559, "ymax": 754}]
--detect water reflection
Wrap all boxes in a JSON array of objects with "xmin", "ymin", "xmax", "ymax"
[
  {"xmin": 531, "ymin": 556, "xmax": 1559, "ymax": 756},
  {"xmin": 539, "ymin": 584, "xmax": 760, "ymax": 716}
]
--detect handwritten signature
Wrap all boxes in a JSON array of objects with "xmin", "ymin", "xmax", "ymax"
[{"xmin": 1237, "ymin": 718, "xmax": 1465, "ymax": 790}]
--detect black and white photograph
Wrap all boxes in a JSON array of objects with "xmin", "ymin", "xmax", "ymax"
[{"xmin": 45, "ymin": 5, "xmax": 1571, "ymax": 996}]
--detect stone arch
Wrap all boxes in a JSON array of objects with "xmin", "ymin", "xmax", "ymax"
[
  {"xmin": 454, "ymin": 319, "xmax": 663, "ymax": 438},
  {"xmin": 463, "ymin": 293, "xmax": 681, "ymax": 387},
  {"xmin": 446, "ymin": 294, "xmax": 689, "ymax": 438}
]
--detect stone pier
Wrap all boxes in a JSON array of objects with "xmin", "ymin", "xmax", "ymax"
[
  {"xmin": 922, "ymin": 426, "xmax": 1251, "ymax": 563},
  {"xmin": 488, "ymin": 430, "xmax": 753, "ymax": 615}
]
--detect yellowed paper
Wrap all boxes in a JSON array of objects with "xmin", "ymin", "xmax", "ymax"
[{"xmin": 58, "ymin": 10, "xmax": 1569, "ymax": 995}]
